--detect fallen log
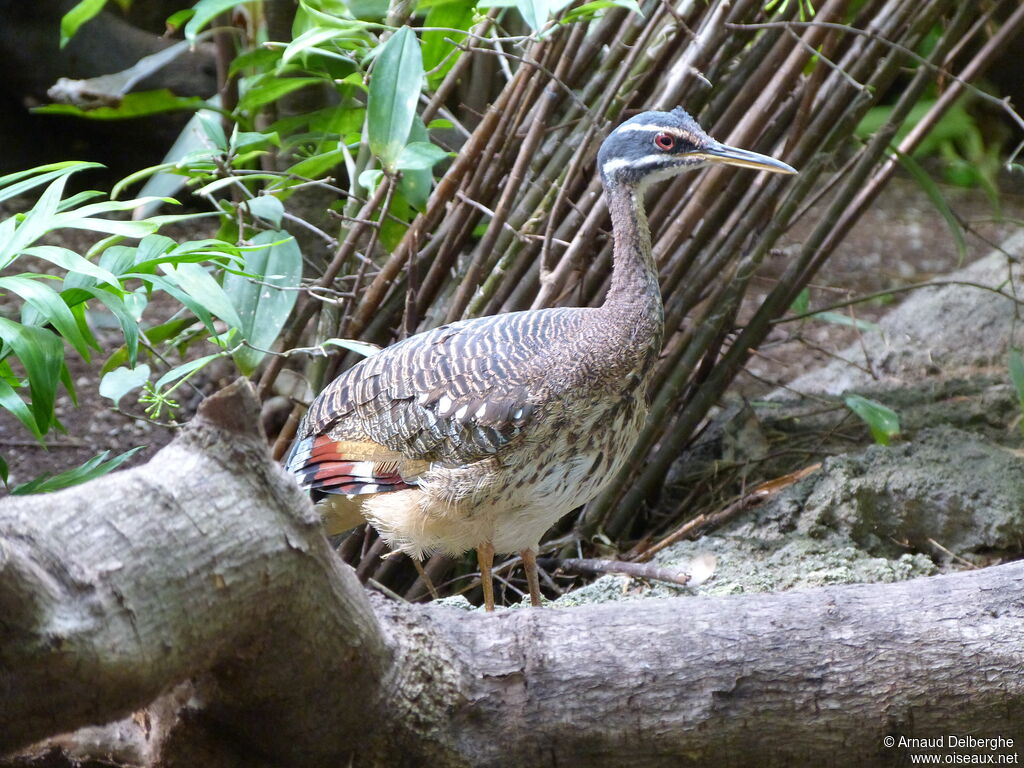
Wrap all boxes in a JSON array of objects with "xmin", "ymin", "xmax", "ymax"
[{"xmin": 1, "ymin": 381, "xmax": 1021, "ymax": 767}]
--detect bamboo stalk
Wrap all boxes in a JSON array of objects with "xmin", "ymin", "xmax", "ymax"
[{"xmin": 592, "ymin": 0, "xmax": 969, "ymax": 539}]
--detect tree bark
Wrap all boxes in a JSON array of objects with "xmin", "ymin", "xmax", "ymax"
[{"xmin": 1, "ymin": 380, "xmax": 1022, "ymax": 767}]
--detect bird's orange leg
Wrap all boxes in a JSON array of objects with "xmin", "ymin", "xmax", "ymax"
[
  {"xmin": 520, "ymin": 548, "xmax": 542, "ymax": 607},
  {"xmin": 477, "ymin": 541, "xmax": 495, "ymax": 612}
]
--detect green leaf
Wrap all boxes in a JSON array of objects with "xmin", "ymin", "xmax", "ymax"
[
  {"xmin": 282, "ymin": 26, "xmax": 359, "ymax": 64},
  {"xmin": 99, "ymin": 364, "xmax": 151, "ymax": 406},
  {"xmin": 165, "ymin": 8, "xmax": 195, "ymax": 31},
  {"xmin": 237, "ymin": 77, "xmax": 323, "ymax": 113},
  {"xmin": 185, "ymin": 0, "xmax": 255, "ymax": 43},
  {"xmin": 133, "ymin": 234, "xmax": 178, "ymax": 269},
  {"xmin": 395, "ymin": 141, "xmax": 450, "ymax": 172},
  {"xmin": 126, "ymin": 273, "xmax": 216, "ymax": 334},
  {"xmin": 143, "ymin": 317, "xmax": 197, "ymax": 346},
  {"xmin": 0, "ymin": 173, "xmax": 72, "ymax": 268},
  {"xmin": 11, "ymin": 447, "xmax": 143, "ymax": 495},
  {"xmin": 59, "ymin": 358, "xmax": 77, "ymax": 408},
  {"xmin": 161, "ymin": 263, "xmax": 244, "ymax": 331},
  {"xmin": 244, "ymin": 195, "xmax": 285, "ymax": 226},
  {"xmin": 111, "ymin": 161, "xmax": 177, "ymax": 201},
  {"xmin": 57, "ymin": 190, "xmax": 106, "ymax": 211},
  {"xmin": 287, "ymin": 148, "xmax": 346, "ymax": 179},
  {"xmin": 359, "ymin": 169, "xmax": 383, "ymax": 192},
  {"xmin": 60, "ymin": 0, "xmax": 107, "ymax": 48},
  {"xmin": 0, "ymin": 162, "xmax": 102, "ymax": 206},
  {"xmin": 199, "ymin": 113, "xmax": 229, "ymax": 151},
  {"xmin": 231, "ymin": 129, "xmax": 279, "ymax": 153},
  {"xmin": 422, "ymin": 1, "xmax": 473, "ymax": 86},
  {"xmin": 844, "ymin": 395, "xmax": 900, "ymax": 446},
  {"xmin": 223, "ymin": 231, "xmax": 302, "ymax": 375},
  {"xmin": 323, "ymin": 338, "xmax": 381, "ymax": 357},
  {"xmin": 86, "ymin": 287, "xmax": 142, "ymax": 366},
  {"xmin": 515, "ymin": 0, "xmax": 550, "ymax": 29},
  {"xmin": 560, "ymin": 0, "xmax": 641, "ymax": 23},
  {"xmin": 0, "ymin": 376, "xmax": 43, "ymax": 441},
  {"xmin": 368, "ymin": 26, "xmax": 424, "ymax": 171},
  {"xmin": 398, "ymin": 119, "xmax": 434, "ymax": 209},
  {"xmin": 24, "ymin": 245, "xmax": 120, "ymax": 288},
  {"xmin": 0, "ymin": 318, "xmax": 64, "ymax": 436},
  {"xmin": 33, "ymin": 90, "xmax": 206, "ymax": 119},
  {"xmin": 790, "ymin": 287, "xmax": 810, "ymax": 314},
  {"xmin": 0, "ymin": 275, "xmax": 95, "ymax": 359},
  {"xmin": 154, "ymin": 353, "xmax": 224, "ymax": 391},
  {"xmin": 346, "ymin": 0, "xmax": 388, "ymax": 19},
  {"xmin": 124, "ymin": 290, "xmax": 148, "ymax": 321}
]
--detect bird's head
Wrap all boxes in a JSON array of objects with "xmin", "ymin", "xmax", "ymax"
[{"xmin": 597, "ymin": 107, "xmax": 796, "ymax": 189}]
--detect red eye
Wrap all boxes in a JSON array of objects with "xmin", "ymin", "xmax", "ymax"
[{"xmin": 654, "ymin": 132, "xmax": 676, "ymax": 151}]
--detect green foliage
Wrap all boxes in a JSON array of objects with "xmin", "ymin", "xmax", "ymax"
[
  {"xmin": 790, "ymin": 287, "xmax": 810, "ymax": 314},
  {"xmin": 184, "ymin": 0, "xmax": 261, "ymax": 43},
  {"xmin": 560, "ymin": 0, "xmax": 642, "ymax": 24},
  {"xmin": 8, "ymin": 448, "xmax": 143, "ymax": 495},
  {"xmin": 20, "ymin": 0, "xmax": 498, "ymax": 493},
  {"xmin": 59, "ymin": 0, "xmax": 108, "ymax": 48},
  {"xmin": 55, "ymin": 0, "xmax": 481, "ymax": 269},
  {"xmin": 844, "ymin": 395, "xmax": 900, "ymax": 446},
  {"xmin": 856, "ymin": 96, "xmax": 1002, "ymax": 205},
  {"xmin": 368, "ymin": 27, "xmax": 424, "ymax": 171},
  {"xmin": 99, "ymin": 364, "xmax": 151, "ymax": 407},
  {"xmin": 0, "ymin": 160, "xmax": 304, "ymax": 492},
  {"xmin": 0, "ymin": 163, "xmax": 164, "ymax": 450},
  {"xmin": 35, "ymin": 91, "xmax": 208, "ymax": 120},
  {"xmin": 223, "ymin": 231, "xmax": 302, "ymax": 375},
  {"xmin": 763, "ymin": 0, "xmax": 815, "ymax": 21}
]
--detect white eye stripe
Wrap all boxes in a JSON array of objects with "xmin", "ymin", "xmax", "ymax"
[
  {"xmin": 601, "ymin": 157, "xmax": 631, "ymax": 175},
  {"xmin": 601, "ymin": 154, "xmax": 680, "ymax": 176},
  {"xmin": 617, "ymin": 123, "xmax": 676, "ymax": 134}
]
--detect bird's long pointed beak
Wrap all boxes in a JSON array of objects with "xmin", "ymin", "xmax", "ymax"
[{"xmin": 693, "ymin": 141, "xmax": 797, "ymax": 174}]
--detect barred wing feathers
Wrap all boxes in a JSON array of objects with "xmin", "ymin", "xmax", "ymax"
[{"xmin": 287, "ymin": 309, "xmax": 587, "ymax": 502}]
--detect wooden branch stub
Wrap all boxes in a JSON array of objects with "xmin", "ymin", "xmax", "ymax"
[{"xmin": 192, "ymin": 377, "xmax": 267, "ymax": 442}]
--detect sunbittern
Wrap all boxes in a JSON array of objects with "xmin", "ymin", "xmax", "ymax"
[{"xmin": 287, "ymin": 108, "xmax": 795, "ymax": 610}]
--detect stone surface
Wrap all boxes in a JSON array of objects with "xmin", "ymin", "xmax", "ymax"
[
  {"xmin": 560, "ymin": 425, "xmax": 1024, "ymax": 606},
  {"xmin": 782, "ymin": 230, "xmax": 1024, "ymax": 396}
]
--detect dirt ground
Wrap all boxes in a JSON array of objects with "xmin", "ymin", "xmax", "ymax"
[{"xmin": 0, "ymin": 172, "xmax": 1021, "ymax": 494}]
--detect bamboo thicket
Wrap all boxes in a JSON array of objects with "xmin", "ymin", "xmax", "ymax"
[{"xmin": 260, "ymin": 0, "xmax": 1024, "ymax": 602}]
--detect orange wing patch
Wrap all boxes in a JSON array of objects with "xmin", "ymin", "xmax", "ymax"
[{"xmin": 287, "ymin": 435, "xmax": 429, "ymax": 499}]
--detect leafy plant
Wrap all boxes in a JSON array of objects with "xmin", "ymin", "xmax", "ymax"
[
  {"xmin": 0, "ymin": 160, "xmax": 301, "ymax": 491},
  {"xmin": 856, "ymin": 96, "xmax": 1002, "ymax": 206},
  {"xmin": 6, "ymin": 447, "xmax": 143, "ymax": 495},
  {"xmin": 845, "ymin": 395, "xmax": 901, "ymax": 446}
]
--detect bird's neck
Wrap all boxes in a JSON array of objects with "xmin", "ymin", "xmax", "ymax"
[{"xmin": 601, "ymin": 182, "xmax": 665, "ymax": 356}]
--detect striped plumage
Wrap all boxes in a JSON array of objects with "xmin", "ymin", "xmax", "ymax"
[{"xmin": 287, "ymin": 108, "xmax": 795, "ymax": 609}]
